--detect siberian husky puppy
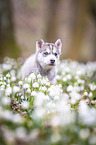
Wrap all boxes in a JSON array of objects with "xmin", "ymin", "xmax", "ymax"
[{"xmin": 22, "ymin": 39, "xmax": 62, "ymax": 84}]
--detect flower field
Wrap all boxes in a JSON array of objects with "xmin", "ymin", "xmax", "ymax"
[{"xmin": 0, "ymin": 57, "xmax": 96, "ymax": 145}]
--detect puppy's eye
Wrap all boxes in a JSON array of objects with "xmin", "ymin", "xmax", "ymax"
[
  {"xmin": 54, "ymin": 53, "xmax": 57, "ymax": 56},
  {"xmin": 44, "ymin": 52, "xmax": 48, "ymax": 56}
]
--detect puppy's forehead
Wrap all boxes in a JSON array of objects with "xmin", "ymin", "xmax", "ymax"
[{"xmin": 42, "ymin": 43, "xmax": 59, "ymax": 53}]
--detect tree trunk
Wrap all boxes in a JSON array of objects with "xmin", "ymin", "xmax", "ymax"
[
  {"xmin": 67, "ymin": 0, "xmax": 89, "ymax": 60},
  {"xmin": 0, "ymin": 0, "xmax": 20, "ymax": 62},
  {"xmin": 45, "ymin": 0, "xmax": 61, "ymax": 43},
  {"xmin": 90, "ymin": 0, "xmax": 96, "ymax": 60}
]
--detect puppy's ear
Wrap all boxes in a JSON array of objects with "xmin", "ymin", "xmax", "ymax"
[
  {"xmin": 36, "ymin": 39, "xmax": 44, "ymax": 52},
  {"xmin": 55, "ymin": 39, "xmax": 62, "ymax": 54}
]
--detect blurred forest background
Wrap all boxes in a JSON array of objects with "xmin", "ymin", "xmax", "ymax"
[{"xmin": 0, "ymin": 0, "xmax": 96, "ymax": 62}]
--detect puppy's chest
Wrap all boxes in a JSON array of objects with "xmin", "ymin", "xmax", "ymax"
[{"xmin": 36, "ymin": 67, "xmax": 55, "ymax": 81}]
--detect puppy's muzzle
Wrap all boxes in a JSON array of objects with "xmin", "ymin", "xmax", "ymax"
[{"xmin": 50, "ymin": 59, "xmax": 55, "ymax": 64}]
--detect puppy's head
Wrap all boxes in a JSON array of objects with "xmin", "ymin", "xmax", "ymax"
[{"xmin": 36, "ymin": 39, "xmax": 62, "ymax": 70}]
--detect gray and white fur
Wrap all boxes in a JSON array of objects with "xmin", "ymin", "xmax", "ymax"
[{"xmin": 22, "ymin": 39, "xmax": 62, "ymax": 84}]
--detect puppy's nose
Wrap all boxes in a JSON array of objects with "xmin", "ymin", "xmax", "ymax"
[{"xmin": 50, "ymin": 59, "xmax": 55, "ymax": 63}]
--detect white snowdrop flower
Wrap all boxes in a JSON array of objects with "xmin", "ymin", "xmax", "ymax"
[
  {"xmin": 0, "ymin": 87, "xmax": 5, "ymax": 91},
  {"xmin": 66, "ymin": 74, "xmax": 72, "ymax": 80},
  {"xmin": 84, "ymin": 91, "xmax": 88, "ymax": 96},
  {"xmin": 91, "ymin": 85, "xmax": 96, "ymax": 91},
  {"xmin": 1, "ymin": 126, "xmax": 14, "ymax": 143},
  {"xmin": 0, "ymin": 77, "xmax": 3, "ymax": 81},
  {"xmin": 25, "ymin": 77, "xmax": 28, "ymax": 82},
  {"xmin": 47, "ymin": 102, "xmax": 56, "ymax": 113},
  {"xmin": 4, "ymin": 77, "xmax": 6, "ymax": 80},
  {"xmin": 37, "ymin": 78, "xmax": 41, "ymax": 83},
  {"xmin": 89, "ymin": 83, "xmax": 96, "ymax": 91},
  {"xmin": 1, "ymin": 97, "xmax": 11, "ymax": 105},
  {"xmin": 34, "ymin": 92, "xmax": 45, "ymax": 107},
  {"xmin": 41, "ymin": 86, "xmax": 47, "ymax": 91},
  {"xmin": 44, "ymin": 95, "xmax": 50, "ymax": 101},
  {"xmin": 23, "ymin": 83, "xmax": 30, "ymax": 89},
  {"xmin": 79, "ymin": 129, "xmax": 90, "ymax": 140},
  {"xmin": 77, "ymin": 79, "xmax": 85, "ymax": 84},
  {"xmin": 21, "ymin": 101, "xmax": 29, "ymax": 109},
  {"xmin": 18, "ymin": 81, "xmax": 23, "ymax": 85},
  {"xmin": 73, "ymin": 86, "xmax": 81, "ymax": 92},
  {"xmin": 7, "ymin": 79, "xmax": 10, "ymax": 84},
  {"xmin": 80, "ymin": 85, "xmax": 84, "ymax": 91},
  {"xmin": 15, "ymin": 127, "xmax": 27, "ymax": 140},
  {"xmin": 3, "ymin": 82, "xmax": 6, "ymax": 86},
  {"xmin": 21, "ymin": 95, "xmax": 24, "ymax": 99},
  {"xmin": 76, "ymin": 70, "xmax": 82, "ymax": 75},
  {"xmin": 1, "ymin": 85, "xmax": 5, "ymax": 89},
  {"xmin": 75, "ymin": 92, "xmax": 82, "ymax": 100},
  {"xmin": 48, "ymin": 88, "xmax": 56, "ymax": 97},
  {"xmin": 5, "ymin": 86, "xmax": 12, "ymax": 96},
  {"xmin": 54, "ymin": 95, "xmax": 59, "ymax": 101},
  {"xmin": 45, "ymin": 77, "xmax": 49, "ymax": 82},
  {"xmin": 41, "ymin": 78, "xmax": 47, "ymax": 85},
  {"xmin": 2, "ymin": 63, "xmax": 12, "ymax": 71},
  {"xmin": 70, "ymin": 98, "xmax": 76, "ymax": 104},
  {"xmin": 33, "ymin": 107, "xmax": 45, "ymax": 119},
  {"xmin": 11, "ymin": 76, "xmax": 16, "ymax": 82},
  {"xmin": 62, "ymin": 93, "xmax": 69, "ymax": 102},
  {"xmin": 51, "ymin": 133, "xmax": 61, "ymax": 143},
  {"xmin": 13, "ymin": 86, "xmax": 20, "ymax": 94},
  {"xmin": 63, "ymin": 111, "xmax": 76, "ymax": 125},
  {"xmin": 37, "ymin": 73, "xmax": 41, "ymax": 79},
  {"xmin": 28, "ymin": 129, "xmax": 41, "ymax": 141},
  {"xmin": 46, "ymin": 82, "xmax": 50, "ymax": 86},
  {"xmin": 75, "ymin": 75, "xmax": 79, "ymax": 80},
  {"xmin": 48, "ymin": 85, "xmax": 62, "ymax": 97},
  {"xmin": 51, "ymin": 103, "xmax": 56, "ymax": 109},
  {"xmin": 29, "ymin": 73, "xmax": 36, "ymax": 80},
  {"xmin": 89, "ymin": 135, "xmax": 96, "ymax": 145},
  {"xmin": 65, "ymin": 67, "xmax": 70, "ymax": 72},
  {"xmin": 7, "ymin": 84, "xmax": 10, "ymax": 87},
  {"xmin": 26, "ymin": 88, "xmax": 31, "ymax": 93},
  {"xmin": 62, "ymin": 71, "xmax": 65, "ymax": 76},
  {"xmin": 94, "ymin": 85, "xmax": 96, "ymax": 90},
  {"xmin": 28, "ymin": 77, "xmax": 31, "ymax": 82},
  {"xmin": 33, "ymin": 82, "xmax": 39, "ymax": 88},
  {"xmin": 31, "ymin": 91, "xmax": 37, "ymax": 96},
  {"xmin": 10, "ymin": 69, "xmax": 16, "ymax": 75},
  {"xmin": 51, "ymin": 115, "xmax": 61, "ymax": 127},
  {"xmin": 56, "ymin": 75, "xmax": 61, "ymax": 80},
  {"xmin": 39, "ymin": 86, "xmax": 42, "ymax": 91},
  {"xmin": 63, "ymin": 77, "xmax": 67, "ymax": 82},
  {"xmin": 13, "ymin": 62, "xmax": 18, "ymax": 69},
  {"xmin": 70, "ymin": 92, "xmax": 81, "ymax": 100},
  {"xmin": 85, "ymin": 98, "xmax": 89, "ymax": 103},
  {"xmin": 1, "ymin": 110, "xmax": 13, "ymax": 121},
  {"xmin": 78, "ymin": 100, "xmax": 96, "ymax": 126},
  {"xmin": 59, "ymin": 84, "xmax": 62, "ymax": 88},
  {"xmin": 81, "ymin": 80, "xmax": 85, "ymax": 84},
  {"xmin": 47, "ymin": 102, "xmax": 53, "ymax": 108},
  {"xmin": 6, "ymin": 74, "xmax": 10, "ymax": 78},
  {"xmin": 0, "ymin": 81, "xmax": 3, "ymax": 85},
  {"xmin": 78, "ymin": 101, "xmax": 89, "ymax": 115},
  {"xmin": 17, "ymin": 57, "xmax": 24, "ymax": 64},
  {"xmin": 56, "ymin": 100, "xmax": 70, "ymax": 114},
  {"xmin": 89, "ymin": 92, "xmax": 93, "ymax": 98},
  {"xmin": 55, "ymin": 101, "xmax": 75, "ymax": 125},
  {"xmin": 12, "ymin": 114, "xmax": 22, "ymax": 123},
  {"xmin": 67, "ymin": 85, "xmax": 73, "ymax": 92}
]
